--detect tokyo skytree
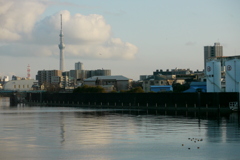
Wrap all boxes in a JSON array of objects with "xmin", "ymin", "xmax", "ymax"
[{"xmin": 58, "ymin": 14, "xmax": 65, "ymax": 71}]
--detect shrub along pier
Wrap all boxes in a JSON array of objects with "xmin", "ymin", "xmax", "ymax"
[{"xmin": 24, "ymin": 92, "xmax": 239, "ymax": 113}]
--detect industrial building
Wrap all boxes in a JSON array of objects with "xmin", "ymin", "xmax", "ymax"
[
  {"xmin": 225, "ymin": 59, "xmax": 240, "ymax": 92},
  {"xmin": 208, "ymin": 55, "xmax": 240, "ymax": 71},
  {"xmin": 206, "ymin": 60, "xmax": 222, "ymax": 92}
]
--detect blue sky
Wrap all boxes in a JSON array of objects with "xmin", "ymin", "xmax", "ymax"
[{"xmin": 0, "ymin": 0, "xmax": 240, "ymax": 80}]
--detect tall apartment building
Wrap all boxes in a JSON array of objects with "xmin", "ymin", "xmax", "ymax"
[
  {"xmin": 85, "ymin": 69, "xmax": 111, "ymax": 78},
  {"xmin": 75, "ymin": 62, "xmax": 84, "ymax": 70},
  {"xmin": 36, "ymin": 70, "xmax": 62, "ymax": 86},
  {"xmin": 204, "ymin": 43, "xmax": 223, "ymax": 71}
]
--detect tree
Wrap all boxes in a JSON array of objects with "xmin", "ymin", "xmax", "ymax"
[
  {"xmin": 73, "ymin": 85, "xmax": 106, "ymax": 93},
  {"xmin": 120, "ymin": 87, "xmax": 144, "ymax": 93},
  {"xmin": 172, "ymin": 83, "xmax": 190, "ymax": 92},
  {"xmin": 131, "ymin": 81, "xmax": 143, "ymax": 88}
]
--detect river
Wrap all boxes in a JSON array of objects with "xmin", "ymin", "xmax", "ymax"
[{"xmin": 0, "ymin": 97, "xmax": 240, "ymax": 160}]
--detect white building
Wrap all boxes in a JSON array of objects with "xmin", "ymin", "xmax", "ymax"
[{"xmin": 3, "ymin": 79, "xmax": 37, "ymax": 91}]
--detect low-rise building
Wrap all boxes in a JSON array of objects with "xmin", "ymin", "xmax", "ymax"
[
  {"xmin": 153, "ymin": 68, "xmax": 193, "ymax": 76},
  {"xmin": 150, "ymin": 85, "xmax": 173, "ymax": 92},
  {"xmin": 84, "ymin": 75, "xmax": 132, "ymax": 91},
  {"xmin": 142, "ymin": 75, "xmax": 174, "ymax": 92},
  {"xmin": 3, "ymin": 79, "xmax": 37, "ymax": 91},
  {"xmin": 183, "ymin": 82, "xmax": 207, "ymax": 92}
]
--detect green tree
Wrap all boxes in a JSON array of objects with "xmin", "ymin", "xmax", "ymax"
[
  {"xmin": 121, "ymin": 87, "xmax": 144, "ymax": 93},
  {"xmin": 172, "ymin": 83, "xmax": 190, "ymax": 92},
  {"xmin": 73, "ymin": 85, "xmax": 106, "ymax": 93}
]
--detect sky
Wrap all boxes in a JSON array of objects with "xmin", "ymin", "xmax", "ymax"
[{"xmin": 0, "ymin": 0, "xmax": 240, "ymax": 80}]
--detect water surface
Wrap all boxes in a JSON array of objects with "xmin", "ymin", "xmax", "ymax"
[{"xmin": 0, "ymin": 97, "xmax": 239, "ymax": 160}]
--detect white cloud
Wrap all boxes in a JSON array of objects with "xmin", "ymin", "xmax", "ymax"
[
  {"xmin": 0, "ymin": 2, "xmax": 138, "ymax": 60},
  {"xmin": 0, "ymin": 0, "xmax": 47, "ymax": 41}
]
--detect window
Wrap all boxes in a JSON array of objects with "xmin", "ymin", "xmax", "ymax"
[{"xmin": 14, "ymin": 85, "xmax": 16, "ymax": 89}]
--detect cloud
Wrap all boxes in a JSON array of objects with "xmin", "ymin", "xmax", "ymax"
[
  {"xmin": 0, "ymin": 0, "xmax": 47, "ymax": 41},
  {"xmin": 0, "ymin": 2, "xmax": 138, "ymax": 60}
]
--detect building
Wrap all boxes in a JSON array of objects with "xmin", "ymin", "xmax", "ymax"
[
  {"xmin": 36, "ymin": 70, "xmax": 62, "ymax": 87},
  {"xmin": 150, "ymin": 85, "xmax": 173, "ymax": 92},
  {"xmin": 204, "ymin": 43, "xmax": 223, "ymax": 71},
  {"xmin": 85, "ymin": 69, "xmax": 111, "ymax": 78},
  {"xmin": 84, "ymin": 75, "xmax": 132, "ymax": 91},
  {"xmin": 183, "ymin": 82, "xmax": 207, "ymax": 92},
  {"xmin": 142, "ymin": 75, "xmax": 174, "ymax": 92},
  {"xmin": 208, "ymin": 55, "xmax": 240, "ymax": 71},
  {"xmin": 139, "ymin": 75, "xmax": 154, "ymax": 81},
  {"xmin": 75, "ymin": 62, "xmax": 84, "ymax": 70},
  {"xmin": 153, "ymin": 68, "xmax": 192, "ymax": 76},
  {"xmin": 12, "ymin": 75, "xmax": 23, "ymax": 80},
  {"xmin": 3, "ymin": 79, "xmax": 37, "ymax": 91}
]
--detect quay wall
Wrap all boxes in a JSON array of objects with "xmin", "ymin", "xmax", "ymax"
[{"xmin": 26, "ymin": 92, "xmax": 239, "ymax": 110}]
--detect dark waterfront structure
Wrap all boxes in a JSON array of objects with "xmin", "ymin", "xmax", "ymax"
[{"xmin": 25, "ymin": 92, "xmax": 239, "ymax": 112}]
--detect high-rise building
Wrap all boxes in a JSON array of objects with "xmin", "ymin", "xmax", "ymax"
[
  {"xmin": 58, "ymin": 14, "xmax": 65, "ymax": 71},
  {"xmin": 75, "ymin": 62, "xmax": 84, "ymax": 70},
  {"xmin": 36, "ymin": 70, "xmax": 62, "ymax": 86},
  {"xmin": 204, "ymin": 43, "xmax": 223, "ymax": 71}
]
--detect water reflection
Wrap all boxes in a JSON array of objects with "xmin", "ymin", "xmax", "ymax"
[{"xmin": 0, "ymin": 97, "xmax": 240, "ymax": 160}]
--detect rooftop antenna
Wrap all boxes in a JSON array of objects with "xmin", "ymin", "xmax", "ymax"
[{"xmin": 61, "ymin": 14, "xmax": 63, "ymax": 30}]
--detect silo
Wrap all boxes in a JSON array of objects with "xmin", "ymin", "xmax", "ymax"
[
  {"xmin": 206, "ymin": 60, "xmax": 221, "ymax": 92},
  {"xmin": 225, "ymin": 59, "xmax": 240, "ymax": 92}
]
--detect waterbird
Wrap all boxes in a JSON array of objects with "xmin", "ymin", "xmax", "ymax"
[
  {"xmin": 188, "ymin": 148, "xmax": 190, "ymax": 150},
  {"xmin": 197, "ymin": 147, "xmax": 200, "ymax": 149},
  {"xmin": 182, "ymin": 144, "xmax": 184, "ymax": 146}
]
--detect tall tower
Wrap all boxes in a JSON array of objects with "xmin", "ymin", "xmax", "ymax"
[
  {"xmin": 204, "ymin": 42, "xmax": 223, "ymax": 72},
  {"xmin": 58, "ymin": 14, "xmax": 65, "ymax": 71}
]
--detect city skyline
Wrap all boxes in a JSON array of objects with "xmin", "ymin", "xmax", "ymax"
[{"xmin": 0, "ymin": 0, "xmax": 240, "ymax": 80}]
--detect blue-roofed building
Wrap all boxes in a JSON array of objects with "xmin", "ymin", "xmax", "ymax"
[
  {"xmin": 150, "ymin": 85, "xmax": 173, "ymax": 92},
  {"xmin": 183, "ymin": 82, "xmax": 206, "ymax": 92}
]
